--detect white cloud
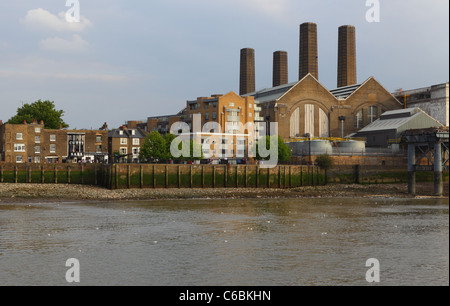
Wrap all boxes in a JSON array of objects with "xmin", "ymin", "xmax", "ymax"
[
  {"xmin": 39, "ymin": 34, "xmax": 89, "ymax": 53},
  {"xmin": 20, "ymin": 8, "xmax": 92, "ymax": 32}
]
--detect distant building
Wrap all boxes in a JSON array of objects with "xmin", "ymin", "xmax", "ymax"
[
  {"xmin": 108, "ymin": 126, "xmax": 147, "ymax": 163},
  {"xmin": 394, "ymin": 82, "xmax": 449, "ymax": 127},
  {"xmin": 245, "ymin": 74, "xmax": 402, "ymax": 139},
  {"xmin": 0, "ymin": 121, "xmax": 108, "ymax": 163},
  {"xmin": 354, "ymin": 108, "xmax": 444, "ymax": 147}
]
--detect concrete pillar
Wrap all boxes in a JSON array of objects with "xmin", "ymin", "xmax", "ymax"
[
  {"xmin": 408, "ymin": 144, "xmax": 416, "ymax": 195},
  {"xmin": 434, "ymin": 142, "xmax": 443, "ymax": 196}
]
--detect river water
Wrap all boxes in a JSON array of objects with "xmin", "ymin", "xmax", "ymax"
[{"xmin": 0, "ymin": 197, "xmax": 448, "ymax": 286}]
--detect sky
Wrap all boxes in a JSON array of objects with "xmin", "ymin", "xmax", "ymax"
[{"xmin": 0, "ymin": 0, "xmax": 448, "ymax": 129}]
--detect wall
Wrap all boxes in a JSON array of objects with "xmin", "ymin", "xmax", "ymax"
[{"xmin": 104, "ymin": 164, "xmax": 326, "ymax": 190}]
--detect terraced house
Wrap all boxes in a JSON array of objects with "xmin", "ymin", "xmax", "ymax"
[
  {"xmin": 108, "ymin": 126, "xmax": 147, "ymax": 163},
  {"xmin": 0, "ymin": 121, "xmax": 109, "ymax": 164}
]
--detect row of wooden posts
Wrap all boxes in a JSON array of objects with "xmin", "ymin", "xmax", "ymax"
[
  {"xmin": 104, "ymin": 164, "xmax": 324, "ymax": 189},
  {"xmin": 0, "ymin": 163, "xmax": 325, "ymax": 189}
]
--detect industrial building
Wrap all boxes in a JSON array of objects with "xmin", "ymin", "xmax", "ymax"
[
  {"xmin": 393, "ymin": 82, "xmax": 449, "ymax": 127},
  {"xmin": 240, "ymin": 23, "xmax": 402, "ymax": 140},
  {"xmin": 354, "ymin": 108, "xmax": 444, "ymax": 147}
]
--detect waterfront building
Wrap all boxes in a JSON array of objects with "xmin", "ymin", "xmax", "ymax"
[
  {"xmin": 393, "ymin": 82, "xmax": 449, "ymax": 127},
  {"xmin": 108, "ymin": 126, "xmax": 148, "ymax": 163},
  {"xmin": 354, "ymin": 107, "xmax": 444, "ymax": 147},
  {"xmin": 0, "ymin": 121, "xmax": 109, "ymax": 163}
]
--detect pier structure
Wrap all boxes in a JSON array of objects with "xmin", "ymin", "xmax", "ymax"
[{"xmin": 402, "ymin": 127, "xmax": 449, "ymax": 196}]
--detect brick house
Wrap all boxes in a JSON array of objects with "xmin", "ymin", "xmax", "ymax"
[
  {"xmin": 0, "ymin": 121, "xmax": 108, "ymax": 163},
  {"xmin": 108, "ymin": 126, "xmax": 147, "ymax": 163}
]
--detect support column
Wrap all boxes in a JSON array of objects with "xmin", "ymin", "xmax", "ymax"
[
  {"xmin": 408, "ymin": 144, "xmax": 416, "ymax": 195},
  {"xmin": 434, "ymin": 142, "xmax": 443, "ymax": 196}
]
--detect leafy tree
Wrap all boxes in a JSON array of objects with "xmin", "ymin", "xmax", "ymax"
[
  {"xmin": 255, "ymin": 135, "xmax": 292, "ymax": 162},
  {"xmin": 178, "ymin": 139, "xmax": 203, "ymax": 162},
  {"xmin": 139, "ymin": 131, "xmax": 167, "ymax": 163},
  {"xmin": 7, "ymin": 100, "xmax": 69, "ymax": 129}
]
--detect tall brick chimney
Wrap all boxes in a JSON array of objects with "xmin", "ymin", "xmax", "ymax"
[
  {"xmin": 239, "ymin": 48, "xmax": 255, "ymax": 95},
  {"xmin": 273, "ymin": 51, "xmax": 288, "ymax": 87},
  {"xmin": 337, "ymin": 25, "xmax": 357, "ymax": 88},
  {"xmin": 299, "ymin": 22, "xmax": 318, "ymax": 80}
]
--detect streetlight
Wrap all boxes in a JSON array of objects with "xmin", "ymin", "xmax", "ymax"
[{"xmin": 304, "ymin": 133, "xmax": 311, "ymax": 165}]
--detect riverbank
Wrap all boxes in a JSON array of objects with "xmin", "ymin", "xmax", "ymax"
[{"xmin": 0, "ymin": 182, "xmax": 448, "ymax": 203}]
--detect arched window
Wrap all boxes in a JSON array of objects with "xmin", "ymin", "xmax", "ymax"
[
  {"xmin": 355, "ymin": 109, "xmax": 364, "ymax": 129},
  {"xmin": 290, "ymin": 108, "xmax": 300, "ymax": 138},
  {"xmin": 368, "ymin": 106, "xmax": 378, "ymax": 123}
]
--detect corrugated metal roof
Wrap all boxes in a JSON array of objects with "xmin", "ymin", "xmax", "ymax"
[
  {"xmin": 329, "ymin": 83, "xmax": 361, "ymax": 99},
  {"xmin": 357, "ymin": 108, "xmax": 443, "ymax": 133}
]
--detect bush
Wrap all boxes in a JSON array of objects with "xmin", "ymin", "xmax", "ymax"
[{"xmin": 315, "ymin": 154, "xmax": 334, "ymax": 171}]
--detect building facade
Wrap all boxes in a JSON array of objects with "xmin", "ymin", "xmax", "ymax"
[
  {"xmin": 0, "ymin": 121, "xmax": 108, "ymax": 164},
  {"xmin": 394, "ymin": 82, "xmax": 449, "ymax": 127},
  {"xmin": 246, "ymin": 74, "xmax": 403, "ymax": 140},
  {"xmin": 108, "ymin": 127, "xmax": 147, "ymax": 163}
]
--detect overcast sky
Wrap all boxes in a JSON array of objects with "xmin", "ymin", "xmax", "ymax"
[{"xmin": 1, "ymin": 0, "xmax": 448, "ymax": 129}]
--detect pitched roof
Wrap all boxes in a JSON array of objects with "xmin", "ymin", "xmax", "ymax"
[
  {"xmin": 357, "ymin": 108, "xmax": 443, "ymax": 133},
  {"xmin": 108, "ymin": 128, "xmax": 147, "ymax": 138},
  {"xmin": 244, "ymin": 73, "xmax": 363, "ymax": 103}
]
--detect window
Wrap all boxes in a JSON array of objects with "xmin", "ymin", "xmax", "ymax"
[
  {"xmin": 132, "ymin": 147, "xmax": 140, "ymax": 155},
  {"xmin": 120, "ymin": 147, "xmax": 127, "ymax": 155},
  {"xmin": 50, "ymin": 144, "xmax": 56, "ymax": 153},
  {"xmin": 96, "ymin": 145, "xmax": 102, "ymax": 153},
  {"xmin": 96, "ymin": 135, "xmax": 102, "ymax": 142},
  {"xmin": 35, "ymin": 128, "xmax": 41, "ymax": 133},
  {"xmin": 229, "ymin": 103, "xmax": 235, "ymax": 107},
  {"xmin": 119, "ymin": 130, "xmax": 123, "ymax": 135},
  {"xmin": 249, "ymin": 113, "xmax": 253, "ymax": 118},
  {"xmin": 34, "ymin": 156, "xmax": 41, "ymax": 163},
  {"xmin": 132, "ymin": 138, "xmax": 140, "ymax": 146},
  {"xmin": 16, "ymin": 133, "xmax": 23, "ymax": 140},
  {"xmin": 35, "ymin": 146, "xmax": 40, "ymax": 154},
  {"xmin": 120, "ymin": 138, "xmax": 127, "ymax": 145},
  {"xmin": 205, "ymin": 112, "xmax": 209, "ymax": 120},
  {"xmin": 368, "ymin": 106, "xmax": 378, "ymax": 123},
  {"xmin": 131, "ymin": 130, "xmax": 136, "ymax": 136},
  {"xmin": 50, "ymin": 135, "xmax": 56, "ymax": 142},
  {"xmin": 249, "ymin": 103, "xmax": 253, "ymax": 108},
  {"xmin": 212, "ymin": 111, "xmax": 217, "ymax": 120},
  {"xmin": 35, "ymin": 136, "xmax": 41, "ymax": 143},
  {"xmin": 14, "ymin": 144, "xmax": 26, "ymax": 152},
  {"xmin": 355, "ymin": 109, "xmax": 364, "ymax": 129},
  {"xmin": 16, "ymin": 155, "xmax": 23, "ymax": 163}
]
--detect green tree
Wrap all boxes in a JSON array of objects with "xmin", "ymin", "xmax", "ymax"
[
  {"xmin": 139, "ymin": 131, "xmax": 167, "ymax": 163},
  {"xmin": 255, "ymin": 135, "xmax": 292, "ymax": 162},
  {"xmin": 178, "ymin": 139, "xmax": 203, "ymax": 162},
  {"xmin": 7, "ymin": 100, "xmax": 69, "ymax": 129}
]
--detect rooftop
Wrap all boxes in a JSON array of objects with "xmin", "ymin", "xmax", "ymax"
[{"xmin": 244, "ymin": 78, "xmax": 362, "ymax": 103}]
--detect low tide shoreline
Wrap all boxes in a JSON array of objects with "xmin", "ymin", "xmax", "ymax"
[{"xmin": 0, "ymin": 182, "xmax": 448, "ymax": 203}]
